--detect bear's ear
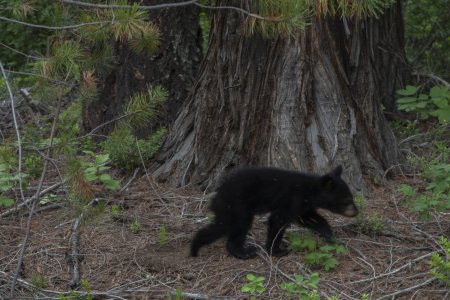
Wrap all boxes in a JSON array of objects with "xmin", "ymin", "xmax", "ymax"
[
  {"xmin": 328, "ymin": 165, "xmax": 343, "ymax": 177},
  {"xmin": 321, "ymin": 175, "xmax": 335, "ymax": 191}
]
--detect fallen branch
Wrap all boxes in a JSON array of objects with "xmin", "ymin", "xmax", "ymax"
[
  {"xmin": 118, "ymin": 168, "xmax": 140, "ymax": 193},
  {"xmin": 68, "ymin": 215, "xmax": 82, "ymax": 289},
  {"xmin": 0, "ymin": 181, "xmax": 64, "ymax": 218},
  {"xmin": 0, "ymin": 270, "xmax": 127, "ymax": 300},
  {"xmin": 68, "ymin": 198, "xmax": 97, "ymax": 289},
  {"xmin": 412, "ymin": 71, "xmax": 450, "ymax": 88},
  {"xmin": 350, "ymin": 252, "xmax": 433, "ymax": 284},
  {"xmin": 376, "ymin": 277, "xmax": 436, "ymax": 300},
  {"xmin": 9, "ymin": 90, "xmax": 62, "ymax": 299}
]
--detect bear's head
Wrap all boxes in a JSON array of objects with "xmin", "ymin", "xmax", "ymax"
[{"xmin": 318, "ymin": 165, "xmax": 358, "ymax": 217}]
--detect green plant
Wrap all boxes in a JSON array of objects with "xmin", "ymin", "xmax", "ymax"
[
  {"xmin": 0, "ymin": 0, "xmax": 56, "ymax": 70},
  {"xmin": 174, "ymin": 288, "xmax": 183, "ymax": 300},
  {"xmin": 430, "ymin": 236, "xmax": 450, "ymax": 286},
  {"xmin": 424, "ymin": 163, "xmax": 450, "ymax": 194},
  {"xmin": 102, "ymin": 84, "xmax": 167, "ymax": 171},
  {"xmin": 103, "ymin": 126, "xmax": 167, "ymax": 171},
  {"xmin": 82, "ymin": 151, "xmax": 121, "ymax": 190},
  {"xmin": 288, "ymin": 233, "xmax": 317, "ymax": 252},
  {"xmin": 397, "ymin": 85, "xmax": 450, "ymax": 124},
  {"xmin": 0, "ymin": 154, "xmax": 27, "ymax": 208},
  {"xmin": 130, "ymin": 219, "xmax": 141, "ymax": 234},
  {"xmin": 404, "ymin": 0, "xmax": 450, "ymax": 79},
  {"xmin": 31, "ymin": 273, "xmax": 45, "ymax": 289},
  {"xmin": 124, "ymin": 85, "xmax": 168, "ymax": 131},
  {"xmin": 241, "ymin": 273, "xmax": 266, "ymax": 299},
  {"xmin": 58, "ymin": 278, "xmax": 92, "ymax": 300},
  {"xmin": 354, "ymin": 194, "xmax": 384, "ymax": 235},
  {"xmin": 398, "ymin": 162, "xmax": 450, "ymax": 219},
  {"xmin": 360, "ymin": 294, "xmax": 370, "ymax": 300},
  {"xmin": 280, "ymin": 272, "xmax": 320, "ymax": 299},
  {"xmin": 80, "ymin": 279, "xmax": 92, "ymax": 300},
  {"xmin": 159, "ymin": 224, "xmax": 167, "ymax": 247},
  {"xmin": 24, "ymin": 154, "xmax": 43, "ymax": 179},
  {"xmin": 166, "ymin": 287, "xmax": 184, "ymax": 300},
  {"xmin": 110, "ymin": 204, "xmax": 121, "ymax": 219},
  {"xmin": 287, "ymin": 233, "xmax": 347, "ymax": 271},
  {"xmin": 304, "ymin": 244, "xmax": 346, "ymax": 271}
]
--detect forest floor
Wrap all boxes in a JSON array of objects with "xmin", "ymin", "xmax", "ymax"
[{"xmin": 1, "ymin": 171, "xmax": 449, "ymax": 300}]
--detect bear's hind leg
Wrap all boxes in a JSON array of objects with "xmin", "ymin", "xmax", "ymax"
[{"xmin": 190, "ymin": 223, "xmax": 226, "ymax": 257}]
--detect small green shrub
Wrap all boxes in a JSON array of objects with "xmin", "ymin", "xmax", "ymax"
[
  {"xmin": 241, "ymin": 273, "xmax": 265, "ymax": 299},
  {"xmin": 430, "ymin": 236, "xmax": 450, "ymax": 286},
  {"xmin": 130, "ymin": 219, "xmax": 141, "ymax": 234},
  {"xmin": 24, "ymin": 154, "xmax": 44, "ymax": 179},
  {"xmin": 81, "ymin": 151, "xmax": 120, "ymax": 190},
  {"xmin": 58, "ymin": 278, "xmax": 92, "ymax": 300},
  {"xmin": 102, "ymin": 126, "xmax": 167, "ymax": 171},
  {"xmin": 354, "ymin": 194, "xmax": 384, "ymax": 236},
  {"xmin": 166, "ymin": 287, "xmax": 183, "ymax": 300},
  {"xmin": 31, "ymin": 273, "xmax": 45, "ymax": 289},
  {"xmin": 110, "ymin": 204, "xmax": 121, "ymax": 220},
  {"xmin": 280, "ymin": 272, "xmax": 320, "ymax": 299},
  {"xmin": 360, "ymin": 294, "xmax": 370, "ymax": 300},
  {"xmin": 397, "ymin": 85, "xmax": 450, "ymax": 124},
  {"xmin": 398, "ymin": 162, "xmax": 450, "ymax": 219},
  {"xmin": 287, "ymin": 232, "xmax": 347, "ymax": 271},
  {"xmin": 159, "ymin": 224, "xmax": 167, "ymax": 247},
  {"xmin": 0, "ymin": 150, "xmax": 27, "ymax": 208}
]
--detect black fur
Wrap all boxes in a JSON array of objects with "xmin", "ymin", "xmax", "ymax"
[{"xmin": 190, "ymin": 166, "xmax": 358, "ymax": 259}]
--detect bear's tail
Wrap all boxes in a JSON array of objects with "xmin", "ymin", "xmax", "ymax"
[{"xmin": 190, "ymin": 223, "xmax": 226, "ymax": 257}]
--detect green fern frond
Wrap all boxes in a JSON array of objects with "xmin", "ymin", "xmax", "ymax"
[{"xmin": 124, "ymin": 85, "xmax": 168, "ymax": 130}]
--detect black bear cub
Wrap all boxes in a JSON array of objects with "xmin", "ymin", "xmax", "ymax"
[{"xmin": 190, "ymin": 165, "xmax": 358, "ymax": 259}]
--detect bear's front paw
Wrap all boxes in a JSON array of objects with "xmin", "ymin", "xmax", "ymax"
[
  {"xmin": 227, "ymin": 244, "xmax": 258, "ymax": 259},
  {"xmin": 269, "ymin": 247, "xmax": 289, "ymax": 257}
]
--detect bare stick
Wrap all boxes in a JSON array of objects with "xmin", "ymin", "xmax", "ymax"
[
  {"xmin": 0, "ymin": 15, "xmax": 110, "ymax": 30},
  {"xmin": 9, "ymin": 92, "xmax": 63, "ymax": 299},
  {"xmin": 118, "ymin": 168, "xmax": 140, "ymax": 193},
  {"xmin": 0, "ymin": 181, "xmax": 64, "ymax": 218},
  {"xmin": 63, "ymin": 0, "xmax": 267, "ymax": 20},
  {"xmin": 350, "ymin": 252, "xmax": 433, "ymax": 284},
  {"xmin": 0, "ymin": 62, "xmax": 26, "ymax": 209},
  {"xmin": 376, "ymin": 277, "xmax": 436, "ymax": 300}
]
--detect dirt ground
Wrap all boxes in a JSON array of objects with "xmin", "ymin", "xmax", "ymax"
[{"xmin": 1, "ymin": 173, "xmax": 449, "ymax": 299}]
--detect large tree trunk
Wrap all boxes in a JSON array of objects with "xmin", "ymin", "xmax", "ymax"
[
  {"xmin": 81, "ymin": 0, "xmax": 203, "ymax": 136},
  {"xmin": 154, "ymin": 1, "xmax": 407, "ymax": 191}
]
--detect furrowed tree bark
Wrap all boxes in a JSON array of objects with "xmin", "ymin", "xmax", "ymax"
[
  {"xmin": 154, "ymin": 0, "xmax": 407, "ymax": 191},
  {"xmin": 81, "ymin": 0, "xmax": 203, "ymax": 136}
]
